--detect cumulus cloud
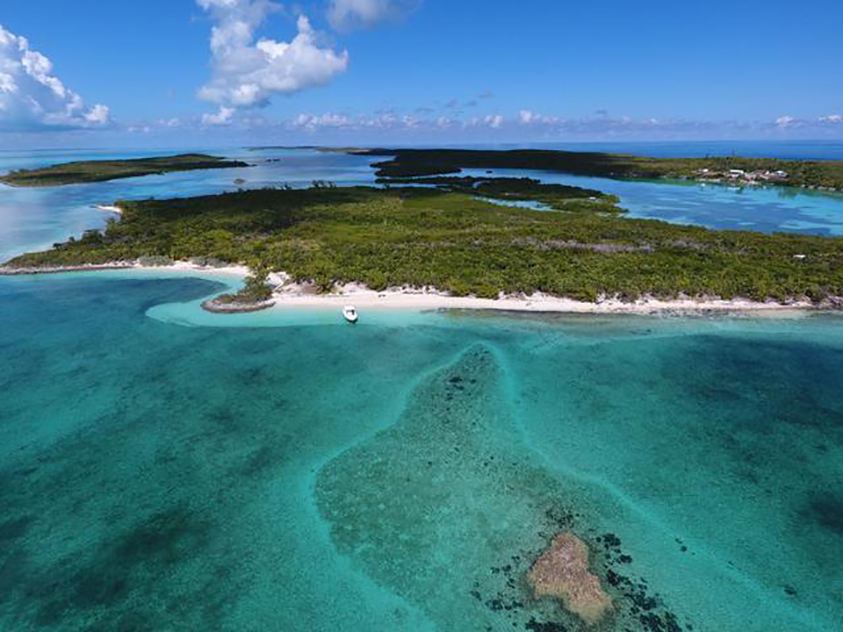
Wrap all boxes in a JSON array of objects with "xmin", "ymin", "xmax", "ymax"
[
  {"xmin": 776, "ymin": 115, "xmax": 796, "ymax": 128},
  {"xmin": 327, "ymin": 0, "xmax": 419, "ymax": 31},
  {"xmin": 0, "ymin": 24, "xmax": 111, "ymax": 132},
  {"xmin": 202, "ymin": 106, "xmax": 235, "ymax": 126},
  {"xmin": 518, "ymin": 109, "xmax": 561, "ymax": 125},
  {"xmin": 291, "ymin": 111, "xmax": 351, "ymax": 129},
  {"xmin": 286, "ymin": 110, "xmax": 433, "ymax": 132},
  {"xmin": 820, "ymin": 114, "xmax": 842, "ymax": 124},
  {"xmin": 197, "ymin": 0, "xmax": 348, "ymax": 120},
  {"xmin": 487, "ymin": 115, "xmax": 505, "ymax": 128}
]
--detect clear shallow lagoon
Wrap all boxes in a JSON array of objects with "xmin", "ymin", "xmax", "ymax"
[
  {"xmin": 462, "ymin": 168, "xmax": 843, "ymax": 235},
  {"xmin": 1, "ymin": 143, "xmax": 843, "ymax": 631},
  {"xmin": 0, "ymin": 274, "xmax": 842, "ymax": 631}
]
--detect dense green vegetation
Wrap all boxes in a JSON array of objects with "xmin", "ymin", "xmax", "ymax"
[
  {"xmin": 366, "ymin": 148, "xmax": 843, "ymax": 190},
  {"xmin": 0, "ymin": 154, "xmax": 250, "ymax": 187},
  {"xmin": 7, "ymin": 183, "xmax": 843, "ymax": 303},
  {"xmin": 212, "ymin": 267, "xmax": 273, "ymax": 306},
  {"xmin": 379, "ymin": 176, "xmax": 620, "ymax": 210}
]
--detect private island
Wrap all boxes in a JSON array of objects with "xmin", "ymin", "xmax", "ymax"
[{"xmin": 2, "ymin": 148, "xmax": 843, "ymax": 313}]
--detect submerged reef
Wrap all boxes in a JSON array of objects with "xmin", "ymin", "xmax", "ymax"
[
  {"xmin": 527, "ymin": 532, "xmax": 612, "ymax": 625},
  {"xmin": 315, "ymin": 343, "xmax": 691, "ymax": 631}
]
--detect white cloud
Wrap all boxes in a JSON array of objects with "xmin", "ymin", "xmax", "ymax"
[
  {"xmin": 464, "ymin": 114, "xmax": 505, "ymax": 129},
  {"xmin": 776, "ymin": 115, "xmax": 796, "ymax": 128},
  {"xmin": 197, "ymin": 0, "xmax": 348, "ymax": 120},
  {"xmin": 327, "ymin": 0, "xmax": 419, "ymax": 31},
  {"xmin": 291, "ymin": 111, "xmax": 351, "ymax": 129},
  {"xmin": 519, "ymin": 109, "xmax": 561, "ymax": 125},
  {"xmin": 0, "ymin": 24, "xmax": 111, "ymax": 132},
  {"xmin": 202, "ymin": 106, "xmax": 235, "ymax": 126},
  {"xmin": 267, "ymin": 109, "xmax": 842, "ymax": 142}
]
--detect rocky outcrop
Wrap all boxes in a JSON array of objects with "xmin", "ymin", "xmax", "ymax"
[
  {"xmin": 527, "ymin": 532, "xmax": 612, "ymax": 625},
  {"xmin": 200, "ymin": 298, "xmax": 275, "ymax": 313}
]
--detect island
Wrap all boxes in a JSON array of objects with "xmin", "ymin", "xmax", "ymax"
[
  {"xmin": 3, "ymin": 174, "xmax": 843, "ymax": 308},
  {"xmin": 0, "ymin": 153, "xmax": 250, "ymax": 187},
  {"xmin": 201, "ymin": 267, "xmax": 276, "ymax": 313},
  {"xmin": 363, "ymin": 148, "xmax": 843, "ymax": 191}
]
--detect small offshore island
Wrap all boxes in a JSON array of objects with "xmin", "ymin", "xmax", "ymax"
[
  {"xmin": 0, "ymin": 153, "xmax": 249, "ymax": 187},
  {"xmin": 3, "ymin": 148, "xmax": 843, "ymax": 313}
]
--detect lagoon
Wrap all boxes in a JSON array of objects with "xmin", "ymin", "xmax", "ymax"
[{"xmin": 1, "ymin": 273, "xmax": 842, "ymax": 631}]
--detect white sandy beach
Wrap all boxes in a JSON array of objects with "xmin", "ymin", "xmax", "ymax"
[
  {"xmin": 1, "ymin": 260, "xmax": 832, "ymax": 314},
  {"xmin": 267, "ymin": 281, "xmax": 817, "ymax": 314},
  {"xmin": 94, "ymin": 204, "xmax": 124, "ymax": 215}
]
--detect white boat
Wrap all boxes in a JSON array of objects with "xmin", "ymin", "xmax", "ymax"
[{"xmin": 342, "ymin": 305, "xmax": 359, "ymax": 323}]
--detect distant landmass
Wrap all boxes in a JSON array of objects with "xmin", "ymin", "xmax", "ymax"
[
  {"xmin": 363, "ymin": 148, "xmax": 843, "ymax": 191},
  {"xmin": 0, "ymin": 153, "xmax": 249, "ymax": 187}
]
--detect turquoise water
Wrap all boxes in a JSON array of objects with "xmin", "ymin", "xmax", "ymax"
[
  {"xmin": 1, "ymin": 145, "xmax": 843, "ymax": 630},
  {"xmin": 1, "ymin": 273, "xmax": 842, "ymax": 631}
]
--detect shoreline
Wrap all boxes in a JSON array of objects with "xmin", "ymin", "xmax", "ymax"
[
  {"xmin": 94, "ymin": 204, "xmax": 124, "ymax": 215},
  {"xmin": 269, "ymin": 283, "xmax": 833, "ymax": 315},
  {"xmin": 2, "ymin": 261, "xmax": 840, "ymax": 314}
]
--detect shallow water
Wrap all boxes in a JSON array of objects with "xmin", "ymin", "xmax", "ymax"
[
  {"xmin": 461, "ymin": 168, "xmax": 843, "ymax": 235},
  {"xmin": 1, "ymin": 145, "xmax": 843, "ymax": 630},
  {"xmin": 1, "ymin": 274, "xmax": 841, "ymax": 631}
]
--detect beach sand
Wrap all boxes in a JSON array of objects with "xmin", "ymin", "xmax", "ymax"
[
  {"xmin": 268, "ymin": 282, "xmax": 816, "ymax": 314},
  {"xmin": 94, "ymin": 204, "xmax": 124, "ymax": 215},
  {"xmin": 0, "ymin": 260, "xmax": 830, "ymax": 314}
]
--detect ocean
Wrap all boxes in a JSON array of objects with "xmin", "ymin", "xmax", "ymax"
[{"xmin": 0, "ymin": 143, "xmax": 842, "ymax": 631}]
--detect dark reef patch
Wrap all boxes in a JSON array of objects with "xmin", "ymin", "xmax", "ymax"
[
  {"xmin": 805, "ymin": 494, "xmax": 843, "ymax": 535},
  {"xmin": 0, "ymin": 515, "xmax": 34, "ymax": 543},
  {"xmin": 27, "ymin": 506, "xmax": 213, "ymax": 627}
]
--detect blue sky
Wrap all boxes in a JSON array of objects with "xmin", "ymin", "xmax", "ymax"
[{"xmin": 1, "ymin": 0, "xmax": 841, "ymax": 148}]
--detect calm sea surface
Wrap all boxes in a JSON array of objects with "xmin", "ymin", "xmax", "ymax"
[{"xmin": 0, "ymin": 143, "xmax": 842, "ymax": 631}]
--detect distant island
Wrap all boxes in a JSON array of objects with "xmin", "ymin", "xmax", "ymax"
[
  {"xmin": 363, "ymin": 148, "xmax": 843, "ymax": 191},
  {"xmin": 0, "ymin": 153, "xmax": 250, "ymax": 187},
  {"xmin": 4, "ymin": 171, "xmax": 842, "ymax": 308}
]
